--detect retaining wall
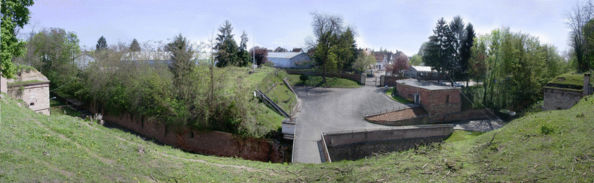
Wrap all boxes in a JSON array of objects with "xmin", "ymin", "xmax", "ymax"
[
  {"xmin": 367, "ymin": 108, "xmax": 494, "ymax": 126},
  {"xmin": 543, "ymin": 87, "xmax": 583, "ymax": 110},
  {"xmin": 321, "ymin": 124, "xmax": 453, "ymax": 162},
  {"xmin": 90, "ymin": 108, "xmax": 285, "ymax": 162}
]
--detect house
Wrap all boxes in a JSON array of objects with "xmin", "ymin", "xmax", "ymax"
[
  {"xmin": 543, "ymin": 73, "xmax": 593, "ymax": 110},
  {"xmin": 74, "ymin": 53, "xmax": 95, "ymax": 69},
  {"xmin": 121, "ymin": 51, "xmax": 174, "ymax": 65},
  {"xmin": 396, "ymin": 79, "xmax": 461, "ymax": 116},
  {"xmin": 267, "ymin": 51, "xmax": 312, "ymax": 68},
  {"xmin": 4, "ymin": 68, "xmax": 51, "ymax": 115},
  {"xmin": 373, "ymin": 52, "xmax": 389, "ymax": 70}
]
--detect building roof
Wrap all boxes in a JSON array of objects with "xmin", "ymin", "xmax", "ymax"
[
  {"xmin": 7, "ymin": 69, "xmax": 50, "ymax": 87},
  {"xmin": 397, "ymin": 79, "xmax": 459, "ymax": 91},
  {"xmin": 268, "ymin": 52, "xmax": 302, "ymax": 59},
  {"xmin": 411, "ymin": 66, "xmax": 433, "ymax": 72}
]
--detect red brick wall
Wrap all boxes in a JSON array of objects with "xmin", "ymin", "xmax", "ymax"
[{"xmin": 396, "ymin": 84, "xmax": 461, "ymax": 116}]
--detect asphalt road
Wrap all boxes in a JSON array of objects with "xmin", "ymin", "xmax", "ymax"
[{"xmin": 292, "ymin": 79, "xmax": 410, "ymax": 163}]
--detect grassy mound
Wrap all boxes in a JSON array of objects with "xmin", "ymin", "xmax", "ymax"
[
  {"xmin": 1, "ymin": 94, "xmax": 592, "ymax": 182},
  {"xmin": 0, "ymin": 97, "xmax": 298, "ymax": 182}
]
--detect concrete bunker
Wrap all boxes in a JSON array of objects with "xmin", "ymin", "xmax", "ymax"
[{"xmin": 320, "ymin": 124, "xmax": 453, "ymax": 162}]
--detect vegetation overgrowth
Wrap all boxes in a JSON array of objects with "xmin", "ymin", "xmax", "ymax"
[{"xmin": 287, "ymin": 74, "xmax": 360, "ymax": 88}]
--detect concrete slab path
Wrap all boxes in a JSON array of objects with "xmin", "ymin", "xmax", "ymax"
[{"xmin": 292, "ymin": 82, "xmax": 410, "ymax": 163}]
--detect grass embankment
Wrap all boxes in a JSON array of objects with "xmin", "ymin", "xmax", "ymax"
[
  {"xmin": 297, "ymin": 96, "xmax": 594, "ymax": 182},
  {"xmin": 287, "ymin": 74, "xmax": 360, "ymax": 88},
  {"xmin": 385, "ymin": 87, "xmax": 412, "ymax": 104},
  {"xmin": 1, "ymin": 94, "xmax": 592, "ymax": 182},
  {"xmin": 235, "ymin": 67, "xmax": 296, "ymax": 131},
  {"xmin": 0, "ymin": 97, "xmax": 298, "ymax": 182},
  {"xmin": 548, "ymin": 72, "xmax": 593, "ymax": 87}
]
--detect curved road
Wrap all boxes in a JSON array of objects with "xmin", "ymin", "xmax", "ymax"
[{"xmin": 292, "ymin": 78, "xmax": 411, "ymax": 163}]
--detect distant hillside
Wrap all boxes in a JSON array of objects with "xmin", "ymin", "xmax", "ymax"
[{"xmin": 1, "ymin": 94, "xmax": 592, "ymax": 182}]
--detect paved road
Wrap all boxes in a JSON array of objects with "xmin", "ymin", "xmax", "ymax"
[{"xmin": 292, "ymin": 78, "xmax": 410, "ymax": 163}]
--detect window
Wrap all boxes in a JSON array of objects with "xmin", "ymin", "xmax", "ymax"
[
  {"xmin": 445, "ymin": 95, "xmax": 450, "ymax": 104},
  {"xmin": 30, "ymin": 102, "xmax": 35, "ymax": 106}
]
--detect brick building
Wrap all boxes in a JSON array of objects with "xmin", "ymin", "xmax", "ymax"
[
  {"xmin": 396, "ymin": 79, "xmax": 461, "ymax": 116},
  {"xmin": 5, "ymin": 69, "xmax": 51, "ymax": 115}
]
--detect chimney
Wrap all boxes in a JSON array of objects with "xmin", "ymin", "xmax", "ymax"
[{"xmin": 585, "ymin": 73, "xmax": 592, "ymax": 96}]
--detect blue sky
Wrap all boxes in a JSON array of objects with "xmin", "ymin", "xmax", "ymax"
[{"xmin": 22, "ymin": 0, "xmax": 581, "ymax": 55}]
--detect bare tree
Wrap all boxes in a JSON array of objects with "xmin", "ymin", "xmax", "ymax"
[{"xmin": 568, "ymin": 0, "xmax": 594, "ymax": 72}]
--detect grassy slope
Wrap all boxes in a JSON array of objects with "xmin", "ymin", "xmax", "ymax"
[
  {"xmin": 0, "ymin": 97, "xmax": 299, "ymax": 182},
  {"xmin": 297, "ymin": 96, "xmax": 594, "ymax": 182},
  {"xmin": 1, "ymin": 95, "xmax": 592, "ymax": 182},
  {"xmin": 287, "ymin": 74, "xmax": 360, "ymax": 88}
]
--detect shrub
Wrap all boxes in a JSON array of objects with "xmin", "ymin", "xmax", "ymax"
[
  {"xmin": 299, "ymin": 74, "xmax": 309, "ymax": 82},
  {"xmin": 540, "ymin": 124, "xmax": 555, "ymax": 135}
]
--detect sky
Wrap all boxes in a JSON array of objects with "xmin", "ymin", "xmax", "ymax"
[{"xmin": 21, "ymin": 0, "xmax": 583, "ymax": 56}]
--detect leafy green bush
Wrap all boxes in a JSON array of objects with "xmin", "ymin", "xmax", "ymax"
[
  {"xmin": 540, "ymin": 124, "xmax": 555, "ymax": 135},
  {"xmin": 299, "ymin": 74, "xmax": 309, "ymax": 82}
]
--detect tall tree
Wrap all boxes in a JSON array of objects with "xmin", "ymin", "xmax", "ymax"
[
  {"xmin": 423, "ymin": 18, "xmax": 450, "ymax": 82},
  {"xmin": 96, "ymin": 36, "xmax": 107, "ymax": 51},
  {"xmin": 582, "ymin": 19, "xmax": 594, "ymax": 71},
  {"xmin": 336, "ymin": 27, "xmax": 357, "ymax": 71},
  {"xmin": 129, "ymin": 38, "xmax": 141, "ymax": 52},
  {"xmin": 214, "ymin": 20, "xmax": 239, "ymax": 67},
  {"xmin": 460, "ymin": 23, "xmax": 475, "ymax": 86},
  {"xmin": 1, "ymin": 0, "xmax": 34, "ymax": 78},
  {"xmin": 310, "ymin": 13, "xmax": 357, "ymax": 82},
  {"xmin": 568, "ymin": 0, "xmax": 594, "ymax": 72},
  {"xmin": 237, "ymin": 31, "xmax": 250, "ymax": 66},
  {"xmin": 165, "ymin": 34, "xmax": 195, "ymax": 100}
]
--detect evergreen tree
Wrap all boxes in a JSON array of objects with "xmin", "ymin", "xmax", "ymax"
[
  {"xmin": 96, "ymin": 36, "xmax": 107, "ymax": 51},
  {"xmin": 460, "ymin": 23, "xmax": 475, "ymax": 85},
  {"xmin": 1, "ymin": 0, "xmax": 34, "ymax": 78},
  {"xmin": 130, "ymin": 38, "xmax": 141, "ymax": 52},
  {"xmin": 337, "ymin": 27, "xmax": 357, "ymax": 71},
  {"xmin": 214, "ymin": 20, "xmax": 239, "ymax": 67},
  {"xmin": 165, "ymin": 34, "xmax": 195, "ymax": 99},
  {"xmin": 237, "ymin": 31, "xmax": 250, "ymax": 66},
  {"xmin": 423, "ymin": 18, "xmax": 450, "ymax": 82}
]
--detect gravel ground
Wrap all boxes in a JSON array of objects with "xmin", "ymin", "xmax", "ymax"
[{"xmin": 453, "ymin": 119, "xmax": 505, "ymax": 132}]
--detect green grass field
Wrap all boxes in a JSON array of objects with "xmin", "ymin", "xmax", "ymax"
[
  {"xmin": 1, "ymin": 93, "xmax": 592, "ymax": 182},
  {"xmin": 287, "ymin": 74, "xmax": 360, "ymax": 88}
]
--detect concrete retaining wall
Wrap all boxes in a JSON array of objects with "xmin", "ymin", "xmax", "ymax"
[
  {"xmin": 543, "ymin": 87, "xmax": 583, "ymax": 110},
  {"xmin": 367, "ymin": 109, "xmax": 494, "ymax": 126},
  {"xmin": 321, "ymin": 124, "xmax": 453, "ymax": 162}
]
